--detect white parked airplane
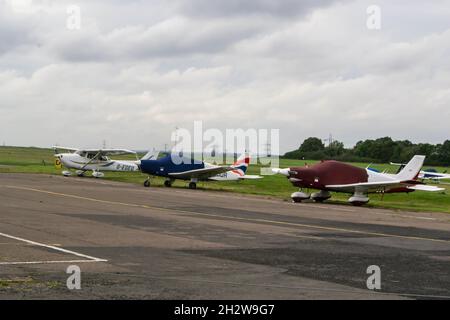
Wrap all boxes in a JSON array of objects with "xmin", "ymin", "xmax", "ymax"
[{"xmin": 53, "ymin": 146, "xmax": 157, "ymax": 178}]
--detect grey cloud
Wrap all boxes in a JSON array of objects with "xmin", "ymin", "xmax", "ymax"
[
  {"xmin": 49, "ymin": 0, "xmax": 346, "ymax": 62},
  {"xmin": 0, "ymin": 9, "xmax": 35, "ymax": 55},
  {"xmin": 177, "ymin": 0, "xmax": 343, "ymax": 18},
  {"xmin": 53, "ymin": 16, "xmax": 276, "ymax": 62}
]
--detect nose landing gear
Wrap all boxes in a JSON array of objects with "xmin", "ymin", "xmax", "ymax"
[
  {"xmin": 188, "ymin": 182, "xmax": 197, "ymax": 189},
  {"xmin": 291, "ymin": 190, "xmax": 311, "ymax": 203}
]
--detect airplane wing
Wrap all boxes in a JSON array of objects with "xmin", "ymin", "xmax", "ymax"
[
  {"xmin": 326, "ymin": 180, "xmax": 444, "ymax": 193},
  {"xmin": 326, "ymin": 180, "xmax": 404, "ymax": 193},
  {"xmin": 53, "ymin": 146, "xmax": 136, "ymax": 156},
  {"xmin": 168, "ymin": 166, "xmax": 233, "ymax": 180},
  {"xmin": 80, "ymin": 149, "xmax": 137, "ymax": 156},
  {"xmin": 52, "ymin": 146, "xmax": 78, "ymax": 152}
]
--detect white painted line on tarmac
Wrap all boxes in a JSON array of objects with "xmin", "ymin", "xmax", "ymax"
[
  {"xmin": 0, "ymin": 232, "xmax": 107, "ymax": 265},
  {"xmin": 0, "ymin": 260, "xmax": 105, "ymax": 266},
  {"xmin": 368, "ymin": 211, "xmax": 437, "ymax": 221}
]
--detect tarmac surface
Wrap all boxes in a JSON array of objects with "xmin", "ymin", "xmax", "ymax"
[{"xmin": 0, "ymin": 173, "xmax": 450, "ymax": 299}]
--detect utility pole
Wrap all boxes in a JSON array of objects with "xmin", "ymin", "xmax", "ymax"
[
  {"xmin": 264, "ymin": 142, "xmax": 272, "ymax": 158},
  {"xmin": 174, "ymin": 126, "xmax": 179, "ymax": 146},
  {"xmin": 323, "ymin": 133, "xmax": 333, "ymax": 147}
]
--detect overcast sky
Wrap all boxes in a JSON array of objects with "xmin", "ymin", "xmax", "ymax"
[{"xmin": 0, "ymin": 0, "xmax": 449, "ymax": 152}]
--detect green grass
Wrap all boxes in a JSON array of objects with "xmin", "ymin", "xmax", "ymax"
[
  {"xmin": 1, "ymin": 146, "xmax": 449, "ymax": 213},
  {"xmin": 0, "ymin": 277, "xmax": 60, "ymax": 289}
]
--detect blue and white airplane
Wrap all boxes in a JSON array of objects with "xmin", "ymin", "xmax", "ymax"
[
  {"xmin": 390, "ymin": 162, "xmax": 450, "ymax": 182},
  {"xmin": 140, "ymin": 153, "xmax": 261, "ymax": 189}
]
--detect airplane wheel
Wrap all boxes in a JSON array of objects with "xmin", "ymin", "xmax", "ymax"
[
  {"xmin": 144, "ymin": 180, "xmax": 150, "ymax": 188},
  {"xmin": 188, "ymin": 182, "xmax": 197, "ymax": 189},
  {"xmin": 164, "ymin": 180, "xmax": 172, "ymax": 187},
  {"xmin": 350, "ymin": 202, "xmax": 366, "ymax": 207}
]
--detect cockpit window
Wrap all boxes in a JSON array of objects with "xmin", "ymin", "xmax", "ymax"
[{"xmin": 75, "ymin": 152, "xmax": 109, "ymax": 161}]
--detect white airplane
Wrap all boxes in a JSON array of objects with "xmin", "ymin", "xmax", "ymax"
[{"xmin": 53, "ymin": 146, "xmax": 157, "ymax": 178}]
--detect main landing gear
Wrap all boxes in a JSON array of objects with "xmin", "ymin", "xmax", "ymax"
[
  {"xmin": 143, "ymin": 178, "xmax": 198, "ymax": 189},
  {"xmin": 164, "ymin": 179, "xmax": 174, "ymax": 187},
  {"xmin": 188, "ymin": 178, "xmax": 198, "ymax": 189},
  {"xmin": 348, "ymin": 192, "xmax": 369, "ymax": 206},
  {"xmin": 92, "ymin": 170, "xmax": 105, "ymax": 178},
  {"xmin": 311, "ymin": 190, "xmax": 331, "ymax": 203},
  {"xmin": 76, "ymin": 170, "xmax": 86, "ymax": 177}
]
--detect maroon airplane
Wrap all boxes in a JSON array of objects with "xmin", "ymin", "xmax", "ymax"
[{"xmin": 273, "ymin": 155, "xmax": 444, "ymax": 205}]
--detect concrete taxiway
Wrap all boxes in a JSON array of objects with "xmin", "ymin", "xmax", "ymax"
[{"xmin": 0, "ymin": 173, "xmax": 450, "ymax": 299}]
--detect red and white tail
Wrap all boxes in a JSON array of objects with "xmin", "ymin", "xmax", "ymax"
[{"xmin": 231, "ymin": 153, "xmax": 250, "ymax": 177}]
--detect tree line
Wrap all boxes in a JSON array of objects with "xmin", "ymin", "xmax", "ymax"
[{"xmin": 283, "ymin": 137, "xmax": 450, "ymax": 166}]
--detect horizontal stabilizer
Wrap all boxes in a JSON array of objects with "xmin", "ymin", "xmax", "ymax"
[
  {"xmin": 238, "ymin": 175, "xmax": 263, "ymax": 180},
  {"xmin": 407, "ymin": 185, "xmax": 445, "ymax": 192},
  {"xmin": 272, "ymin": 168, "xmax": 290, "ymax": 176},
  {"xmin": 141, "ymin": 150, "xmax": 159, "ymax": 161}
]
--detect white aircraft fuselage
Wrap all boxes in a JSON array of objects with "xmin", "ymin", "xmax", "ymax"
[{"xmin": 56, "ymin": 152, "xmax": 140, "ymax": 172}]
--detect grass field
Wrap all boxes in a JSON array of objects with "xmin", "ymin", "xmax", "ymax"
[{"xmin": 0, "ymin": 146, "xmax": 449, "ymax": 213}]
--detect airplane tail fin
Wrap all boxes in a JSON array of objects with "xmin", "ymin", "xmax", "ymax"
[
  {"xmin": 395, "ymin": 155, "xmax": 425, "ymax": 181},
  {"xmin": 231, "ymin": 153, "xmax": 250, "ymax": 176},
  {"xmin": 141, "ymin": 150, "xmax": 159, "ymax": 161}
]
